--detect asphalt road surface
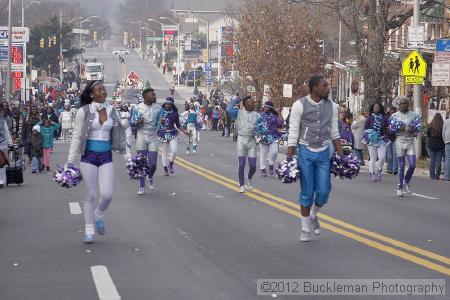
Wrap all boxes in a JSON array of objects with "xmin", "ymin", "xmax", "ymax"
[{"xmin": 0, "ymin": 45, "xmax": 449, "ymax": 300}]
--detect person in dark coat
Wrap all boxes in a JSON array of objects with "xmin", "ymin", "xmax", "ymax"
[
  {"xmin": 22, "ymin": 105, "xmax": 41, "ymax": 164},
  {"xmin": 30, "ymin": 125, "xmax": 44, "ymax": 173}
]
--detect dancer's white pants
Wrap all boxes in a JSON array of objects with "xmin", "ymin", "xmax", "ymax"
[
  {"xmin": 368, "ymin": 144, "xmax": 387, "ymax": 173},
  {"xmin": 80, "ymin": 162, "xmax": 114, "ymax": 231},
  {"xmin": 161, "ymin": 139, "xmax": 178, "ymax": 167},
  {"xmin": 259, "ymin": 142, "xmax": 279, "ymax": 170}
]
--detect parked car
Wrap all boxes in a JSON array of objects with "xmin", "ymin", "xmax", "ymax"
[{"xmin": 112, "ymin": 49, "xmax": 130, "ymax": 55}]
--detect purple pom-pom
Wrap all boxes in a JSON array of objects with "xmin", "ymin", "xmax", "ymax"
[
  {"xmin": 330, "ymin": 153, "xmax": 360, "ymax": 180},
  {"xmin": 276, "ymin": 158, "xmax": 300, "ymax": 183},
  {"xmin": 53, "ymin": 165, "xmax": 83, "ymax": 188},
  {"xmin": 126, "ymin": 153, "xmax": 150, "ymax": 180}
]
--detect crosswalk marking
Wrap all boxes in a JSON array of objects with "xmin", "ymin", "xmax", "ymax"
[{"xmin": 90, "ymin": 265, "xmax": 121, "ymax": 300}]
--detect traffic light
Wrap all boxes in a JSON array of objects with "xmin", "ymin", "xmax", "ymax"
[
  {"xmin": 93, "ymin": 31, "xmax": 97, "ymax": 42},
  {"xmin": 48, "ymin": 37, "xmax": 52, "ymax": 47},
  {"xmin": 53, "ymin": 35, "xmax": 57, "ymax": 45},
  {"xmin": 40, "ymin": 38, "xmax": 44, "ymax": 48}
]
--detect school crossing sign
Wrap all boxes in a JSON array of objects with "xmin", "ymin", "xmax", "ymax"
[{"xmin": 402, "ymin": 50, "xmax": 427, "ymax": 84}]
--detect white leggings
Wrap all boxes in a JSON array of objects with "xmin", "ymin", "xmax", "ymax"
[
  {"xmin": 80, "ymin": 162, "xmax": 114, "ymax": 231},
  {"xmin": 161, "ymin": 139, "xmax": 178, "ymax": 167},
  {"xmin": 259, "ymin": 142, "xmax": 279, "ymax": 170},
  {"xmin": 368, "ymin": 144, "xmax": 387, "ymax": 173}
]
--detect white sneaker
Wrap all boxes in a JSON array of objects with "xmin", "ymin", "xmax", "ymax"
[
  {"xmin": 299, "ymin": 231, "xmax": 311, "ymax": 242},
  {"xmin": 247, "ymin": 179, "xmax": 254, "ymax": 190},
  {"xmin": 192, "ymin": 149, "xmax": 197, "ymax": 154},
  {"xmin": 186, "ymin": 150, "xmax": 190, "ymax": 155},
  {"xmin": 239, "ymin": 186, "xmax": 245, "ymax": 193},
  {"xmin": 404, "ymin": 183, "xmax": 412, "ymax": 194},
  {"xmin": 137, "ymin": 188, "xmax": 145, "ymax": 195},
  {"xmin": 396, "ymin": 188, "xmax": 404, "ymax": 197},
  {"xmin": 148, "ymin": 178, "xmax": 154, "ymax": 190}
]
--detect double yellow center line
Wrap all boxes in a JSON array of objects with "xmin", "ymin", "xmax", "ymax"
[{"xmin": 173, "ymin": 155, "xmax": 450, "ymax": 276}]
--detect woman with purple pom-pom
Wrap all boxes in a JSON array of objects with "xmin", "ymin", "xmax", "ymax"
[
  {"xmin": 287, "ymin": 75, "xmax": 343, "ymax": 242},
  {"xmin": 390, "ymin": 97, "xmax": 422, "ymax": 197},
  {"xmin": 363, "ymin": 102, "xmax": 390, "ymax": 182},
  {"xmin": 67, "ymin": 81, "xmax": 126, "ymax": 244}
]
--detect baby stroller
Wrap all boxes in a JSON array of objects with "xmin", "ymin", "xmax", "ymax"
[{"xmin": 6, "ymin": 144, "xmax": 25, "ymax": 186}]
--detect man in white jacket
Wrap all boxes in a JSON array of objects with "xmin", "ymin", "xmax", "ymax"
[
  {"xmin": 287, "ymin": 76, "xmax": 343, "ymax": 242},
  {"xmin": 59, "ymin": 105, "xmax": 73, "ymax": 142}
]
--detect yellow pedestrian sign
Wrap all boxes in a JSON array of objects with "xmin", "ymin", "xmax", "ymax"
[{"xmin": 402, "ymin": 50, "xmax": 427, "ymax": 84}]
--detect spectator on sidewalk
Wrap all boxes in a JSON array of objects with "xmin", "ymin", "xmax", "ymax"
[
  {"xmin": 22, "ymin": 105, "xmax": 41, "ymax": 165},
  {"xmin": 59, "ymin": 105, "xmax": 73, "ymax": 142},
  {"xmin": 386, "ymin": 106, "xmax": 399, "ymax": 175},
  {"xmin": 443, "ymin": 112, "xmax": 450, "ymax": 181},
  {"xmin": 351, "ymin": 111, "xmax": 366, "ymax": 166},
  {"xmin": 30, "ymin": 125, "xmax": 44, "ymax": 173},
  {"xmin": 39, "ymin": 119, "xmax": 60, "ymax": 171},
  {"xmin": 427, "ymin": 113, "xmax": 445, "ymax": 180},
  {"xmin": 211, "ymin": 106, "xmax": 220, "ymax": 131}
]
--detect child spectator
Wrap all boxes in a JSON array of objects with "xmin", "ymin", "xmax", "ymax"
[
  {"xmin": 39, "ymin": 119, "xmax": 60, "ymax": 171},
  {"xmin": 30, "ymin": 125, "xmax": 44, "ymax": 173}
]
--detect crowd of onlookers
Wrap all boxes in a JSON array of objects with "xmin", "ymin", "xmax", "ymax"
[{"xmin": 0, "ymin": 99, "xmax": 78, "ymax": 177}]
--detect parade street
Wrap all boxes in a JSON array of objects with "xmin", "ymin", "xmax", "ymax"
[{"xmin": 0, "ymin": 47, "xmax": 449, "ymax": 300}]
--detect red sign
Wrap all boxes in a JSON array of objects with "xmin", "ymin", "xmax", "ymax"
[
  {"xmin": 12, "ymin": 71, "xmax": 23, "ymax": 90},
  {"xmin": 127, "ymin": 71, "xmax": 140, "ymax": 82},
  {"xmin": 10, "ymin": 45, "xmax": 24, "ymax": 64},
  {"xmin": 164, "ymin": 30, "xmax": 176, "ymax": 35}
]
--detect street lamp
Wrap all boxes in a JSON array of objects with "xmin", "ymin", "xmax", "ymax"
[
  {"xmin": 160, "ymin": 17, "xmax": 181, "ymax": 87},
  {"xmin": 22, "ymin": 0, "xmax": 40, "ymax": 26},
  {"xmin": 77, "ymin": 16, "xmax": 98, "ymax": 79},
  {"xmin": 148, "ymin": 18, "xmax": 165, "ymax": 52},
  {"xmin": 195, "ymin": 15, "xmax": 211, "ymax": 91}
]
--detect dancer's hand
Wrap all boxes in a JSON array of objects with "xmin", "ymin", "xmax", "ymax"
[{"xmin": 286, "ymin": 146, "xmax": 296, "ymax": 161}]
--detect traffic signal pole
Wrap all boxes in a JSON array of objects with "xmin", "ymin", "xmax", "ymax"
[
  {"xmin": 6, "ymin": 0, "xmax": 12, "ymax": 103},
  {"xmin": 413, "ymin": 0, "xmax": 422, "ymax": 156}
]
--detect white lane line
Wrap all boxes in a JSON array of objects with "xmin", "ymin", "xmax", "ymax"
[
  {"xmin": 69, "ymin": 202, "xmax": 82, "ymax": 215},
  {"xmin": 411, "ymin": 193, "xmax": 439, "ymax": 200},
  {"xmin": 90, "ymin": 265, "xmax": 121, "ymax": 300}
]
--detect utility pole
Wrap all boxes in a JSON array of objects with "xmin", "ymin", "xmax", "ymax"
[
  {"xmin": 6, "ymin": 0, "xmax": 12, "ymax": 103},
  {"xmin": 59, "ymin": 9, "xmax": 63, "ymax": 82},
  {"xmin": 413, "ymin": 0, "xmax": 421, "ymax": 156}
]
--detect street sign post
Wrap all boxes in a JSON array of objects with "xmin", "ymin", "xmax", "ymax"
[
  {"xmin": 432, "ymin": 62, "xmax": 450, "ymax": 87},
  {"xmin": 402, "ymin": 50, "xmax": 427, "ymax": 85},
  {"xmin": 435, "ymin": 39, "xmax": 450, "ymax": 61},
  {"xmin": 407, "ymin": 26, "xmax": 424, "ymax": 48},
  {"xmin": 145, "ymin": 36, "xmax": 163, "ymax": 42}
]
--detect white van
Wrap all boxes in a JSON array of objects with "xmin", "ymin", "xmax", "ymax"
[{"xmin": 85, "ymin": 62, "xmax": 104, "ymax": 81}]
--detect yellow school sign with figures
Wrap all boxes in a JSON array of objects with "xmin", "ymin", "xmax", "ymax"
[{"xmin": 402, "ymin": 50, "xmax": 427, "ymax": 84}]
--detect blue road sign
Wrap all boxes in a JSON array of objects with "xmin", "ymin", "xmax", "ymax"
[
  {"xmin": 206, "ymin": 79, "xmax": 212, "ymax": 86},
  {"xmin": 435, "ymin": 39, "xmax": 450, "ymax": 52},
  {"xmin": 205, "ymin": 63, "xmax": 212, "ymax": 71}
]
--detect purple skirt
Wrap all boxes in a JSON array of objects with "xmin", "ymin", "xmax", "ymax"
[{"xmin": 81, "ymin": 150, "xmax": 112, "ymax": 167}]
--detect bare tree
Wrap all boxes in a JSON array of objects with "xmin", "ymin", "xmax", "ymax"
[
  {"xmin": 234, "ymin": 0, "xmax": 325, "ymax": 108},
  {"xmin": 292, "ymin": 0, "xmax": 441, "ymax": 108}
]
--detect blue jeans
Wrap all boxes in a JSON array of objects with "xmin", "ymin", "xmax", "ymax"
[
  {"xmin": 353, "ymin": 149, "xmax": 365, "ymax": 166},
  {"xmin": 428, "ymin": 148, "xmax": 444, "ymax": 179},
  {"xmin": 31, "ymin": 156, "xmax": 43, "ymax": 172},
  {"xmin": 444, "ymin": 143, "xmax": 450, "ymax": 180},
  {"xmin": 297, "ymin": 145, "xmax": 331, "ymax": 208},
  {"xmin": 386, "ymin": 141, "xmax": 398, "ymax": 173}
]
